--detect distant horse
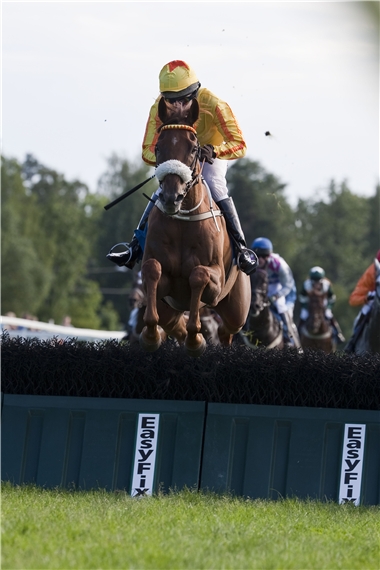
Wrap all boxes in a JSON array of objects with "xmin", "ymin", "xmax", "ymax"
[
  {"xmin": 239, "ymin": 268, "xmax": 284, "ymax": 349},
  {"xmin": 128, "ymin": 285, "xmax": 220, "ymax": 346},
  {"xmin": 139, "ymin": 98, "xmax": 251, "ymax": 357},
  {"xmin": 299, "ymin": 285, "xmax": 335, "ymax": 353},
  {"xmin": 353, "ymin": 258, "xmax": 380, "ymax": 355},
  {"xmin": 127, "ymin": 286, "xmax": 167, "ymax": 345}
]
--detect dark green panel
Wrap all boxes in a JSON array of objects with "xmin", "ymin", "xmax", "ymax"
[
  {"xmin": 21, "ymin": 410, "xmax": 44, "ymax": 484},
  {"xmin": 319, "ymin": 423, "xmax": 343, "ymax": 501},
  {"xmin": 201, "ymin": 403, "xmax": 380, "ymax": 504},
  {"xmin": 112, "ymin": 413, "xmax": 137, "ymax": 491},
  {"xmin": 270, "ymin": 421, "xmax": 291, "ymax": 500},
  {"xmin": 1, "ymin": 395, "xmax": 206, "ymax": 492},
  {"xmin": 361, "ymin": 423, "xmax": 380, "ymax": 506},
  {"xmin": 2, "ymin": 405, "xmax": 32, "ymax": 484}
]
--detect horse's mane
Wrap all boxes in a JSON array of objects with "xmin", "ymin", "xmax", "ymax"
[{"xmin": 250, "ymin": 268, "xmax": 268, "ymax": 289}]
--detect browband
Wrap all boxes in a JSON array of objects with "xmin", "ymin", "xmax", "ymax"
[{"xmin": 161, "ymin": 124, "xmax": 197, "ymax": 135}]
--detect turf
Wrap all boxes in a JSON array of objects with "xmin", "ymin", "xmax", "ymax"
[{"xmin": 2, "ymin": 483, "xmax": 379, "ymax": 569}]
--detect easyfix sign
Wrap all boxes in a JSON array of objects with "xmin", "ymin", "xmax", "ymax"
[
  {"xmin": 338, "ymin": 424, "xmax": 366, "ymax": 505},
  {"xmin": 131, "ymin": 414, "xmax": 160, "ymax": 497}
]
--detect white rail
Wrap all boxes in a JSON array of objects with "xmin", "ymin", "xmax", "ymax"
[{"xmin": 1, "ymin": 316, "xmax": 126, "ymax": 342}]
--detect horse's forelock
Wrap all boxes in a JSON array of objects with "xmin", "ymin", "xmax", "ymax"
[{"xmin": 158, "ymin": 98, "xmax": 199, "ymax": 130}]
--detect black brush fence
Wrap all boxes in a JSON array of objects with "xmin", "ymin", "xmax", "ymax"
[{"xmin": 2, "ymin": 333, "xmax": 379, "ymax": 410}]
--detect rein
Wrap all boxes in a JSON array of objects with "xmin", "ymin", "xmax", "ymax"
[{"xmin": 155, "ymin": 124, "xmax": 222, "ymax": 230}]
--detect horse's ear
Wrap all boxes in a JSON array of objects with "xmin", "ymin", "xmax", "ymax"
[
  {"xmin": 158, "ymin": 97, "xmax": 168, "ymax": 123},
  {"xmin": 188, "ymin": 99, "xmax": 199, "ymax": 126}
]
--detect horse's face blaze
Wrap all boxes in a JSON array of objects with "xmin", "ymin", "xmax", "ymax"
[{"xmin": 155, "ymin": 102, "xmax": 201, "ymax": 215}]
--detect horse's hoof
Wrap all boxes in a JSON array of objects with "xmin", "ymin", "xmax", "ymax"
[
  {"xmin": 185, "ymin": 336, "xmax": 207, "ymax": 358},
  {"xmin": 139, "ymin": 330, "xmax": 162, "ymax": 352}
]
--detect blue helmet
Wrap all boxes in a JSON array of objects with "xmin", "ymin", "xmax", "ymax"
[{"xmin": 251, "ymin": 237, "xmax": 273, "ymax": 256}]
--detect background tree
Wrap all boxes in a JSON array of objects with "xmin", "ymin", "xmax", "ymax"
[
  {"xmin": 1, "ymin": 157, "xmax": 51, "ymax": 316},
  {"xmin": 91, "ymin": 153, "xmax": 157, "ymax": 326},
  {"xmin": 1, "ymin": 154, "xmax": 121, "ymax": 329},
  {"xmin": 227, "ymin": 159, "xmax": 297, "ymax": 259}
]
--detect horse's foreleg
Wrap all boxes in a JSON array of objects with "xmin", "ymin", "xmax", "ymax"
[
  {"xmin": 185, "ymin": 266, "xmax": 213, "ymax": 357},
  {"xmin": 140, "ymin": 259, "xmax": 163, "ymax": 352},
  {"xmin": 216, "ymin": 272, "xmax": 251, "ymax": 347}
]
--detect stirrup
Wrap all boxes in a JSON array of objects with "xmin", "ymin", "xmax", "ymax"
[
  {"xmin": 106, "ymin": 242, "xmax": 136, "ymax": 268},
  {"xmin": 237, "ymin": 248, "xmax": 258, "ymax": 275}
]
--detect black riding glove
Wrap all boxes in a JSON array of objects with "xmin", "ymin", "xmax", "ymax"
[{"xmin": 200, "ymin": 145, "xmax": 216, "ymax": 164}]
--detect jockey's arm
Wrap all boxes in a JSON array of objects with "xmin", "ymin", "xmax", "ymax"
[
  {"xmin": 349, "ymin": 264, "xmax": 376, "ymax": 306},
  {"xmin": 326, "ymin": 283, "xmax": 336, "ymax": 308},
  {"xmin": 142, "ymin": 99, "xmax": 162, "ymax": 166},
  {"xmin": 298, "ymin": 282, "xmax": 309, "ymax": 306},
  {"xmin": 210, "ymin": 100, "xmax": 247, "ymax": 160},
  {"xmin": 276, "ymin": 259, "xmax": 295, "ymax": 300}
]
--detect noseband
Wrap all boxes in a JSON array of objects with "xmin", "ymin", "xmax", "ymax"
[{"xmin": 155, "ymin": 124, "xmax": 202, "ymax": 194}]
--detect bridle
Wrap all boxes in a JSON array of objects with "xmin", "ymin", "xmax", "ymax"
[
  {"xmin": 154, "ymin": 124, "xmax": 222, "ymax": 229},
  {"xmin": 155, "ymin": 124, "xmax": 204, "ymax": 195}
]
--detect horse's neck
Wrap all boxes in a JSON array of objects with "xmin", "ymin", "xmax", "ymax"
[{"xmin": 307, "ymin": 297, "xmax": 327, "ymax": 332}]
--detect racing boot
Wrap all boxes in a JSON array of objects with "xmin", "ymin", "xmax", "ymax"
[
  {"xmin": 330, "ymin": 316, "xmax": 345, "ymax": 344},
  {"xmin": 217, "ymin": 197, "xmax": 258, "ymax": 275},
  {"xmin": 280, "ymin": 311, "xmax": 302, "ymax": 351},
  {"xmin": 107, "ymin": 195, "xmax": 158, "ymax": 269}
]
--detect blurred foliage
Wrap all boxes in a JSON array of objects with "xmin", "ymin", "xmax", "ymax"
[{"xmin": 2, "ymin": 153, "xmax": 378, "ymax": 343}]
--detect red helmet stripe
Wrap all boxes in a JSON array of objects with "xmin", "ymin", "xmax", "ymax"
[{"xmin": 168, "ymin": 60, "xmax": 189, "ymax": 72}]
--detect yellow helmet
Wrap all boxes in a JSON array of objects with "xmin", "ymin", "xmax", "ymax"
[{"xmin": 159, "ymin": 60, "xmax": 200, "ymax": 99}]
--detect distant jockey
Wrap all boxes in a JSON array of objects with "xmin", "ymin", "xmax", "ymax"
[
  {"xmin": 344, "ymin": 250, "xmax": 380, "ymax": 353},
  {"xmin": 251, "ymin": 237, "xmax": 301, "ymax": 349},
  {"xmin": 298, "ymin": 266, "xmax": 345, "ymax": 344}
]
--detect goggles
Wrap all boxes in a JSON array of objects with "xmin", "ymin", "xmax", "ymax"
[{"xmin": 163, "ymin": 89, "xmax": 198, "ymax": 104}]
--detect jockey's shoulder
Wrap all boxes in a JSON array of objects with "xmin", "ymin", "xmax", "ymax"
[{"xmin": 267, "ymin": 253, "xmax": 282, "ymax": 271}]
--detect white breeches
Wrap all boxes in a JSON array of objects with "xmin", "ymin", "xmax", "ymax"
[
  {"xmin": 154, "ymin": 158, "xmax": 229, "ymax": 202},
  {"xmin": 269, "ymin": 283, "xmax": 294, "ymax": 316},
  {"xmin": 300, "ymin": 307, "xmax": 333, "ymax": 320}
]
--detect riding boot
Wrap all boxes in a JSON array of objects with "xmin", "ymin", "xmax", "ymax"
[
  {"xmin": 280, "ymin": 312, "xmax": 302, "ymax": 350},
  {"xmin": 344, "ymin": 311, "xmax": 368, "ymax": 353},
  {"xmin": 217, "ymin": 197, "xmax": 258, "ymax": 275},
  {"xmin": 107, "ymin": 195, "xmax": 158, "ymax": 269},
  {"xmin": 330, "ymin": 316, "xmax": 345, "ymax": 343}
]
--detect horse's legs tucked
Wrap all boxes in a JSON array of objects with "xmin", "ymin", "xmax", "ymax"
[
  {"xmin": 216, "ymin": 273, "xmax": 251, "ymax": 346},
  {"xmin": 140, "ymin": 258, "xmax": 188, "ymax": 350},
  {"xmin": 140, "ymin": 259, "xmax": 163, "ymax": 351},
  {"xmin": 184, "ymin": 266, "xmax": 212, "ymax": 356}
]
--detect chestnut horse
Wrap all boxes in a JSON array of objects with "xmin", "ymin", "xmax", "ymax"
[
  {"xmin": 299, "ymin": 287, "xmax": 335, "ymax": 353},
  {"xmin": 238, "ymin": 268, "xmax": 284, "ymax": 349},
  {"xmin": 139, "ymin": 99, "xmax": 251, "ymax": 357}
]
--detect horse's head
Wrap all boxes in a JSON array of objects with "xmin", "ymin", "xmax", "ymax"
[
  {"xmin": 154, "ymin": 98, "xmax": 201, "ymax": 215},
  {"xmin": 249, "ymin": 269, "xmax": 269, "ymax": 317}
]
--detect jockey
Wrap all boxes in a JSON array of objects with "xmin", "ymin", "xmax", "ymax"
[
  {"xmin": 298, "ymin": 266, "xmax": 345, "ymax": 343},
  {"xmin": 344, "ymin": 250, "xmax": 380, "ymax": 353},
  {"xmin": 251, "ymin": 237, "xmax": 301, "ymax": 348},
  {"xmin": 107, "ymin": 60, "xmax": 258, "ymax": 275}
]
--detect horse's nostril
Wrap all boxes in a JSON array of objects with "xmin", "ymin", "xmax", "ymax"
[{"xmin": 175, "ymin": 194, "xmax": 185, "ymax": 203}]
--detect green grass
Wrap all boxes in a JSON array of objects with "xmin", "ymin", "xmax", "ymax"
[{"xmin": 2, "ymin": 483, "xmax": 379, "ymax": 569}]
